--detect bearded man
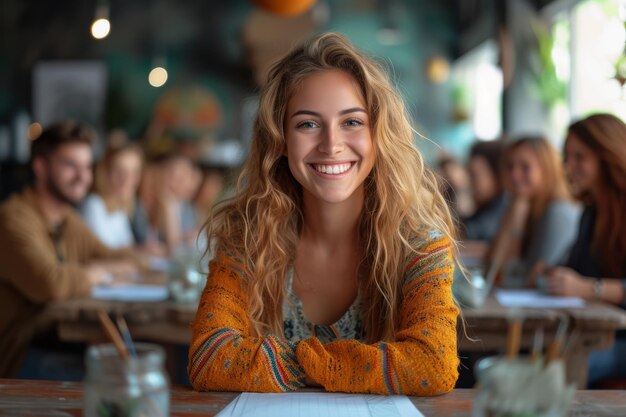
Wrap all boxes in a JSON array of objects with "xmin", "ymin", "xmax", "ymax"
[{"xmin": 0, "ymin": 121, "xmax": 136, "ymax": 377}]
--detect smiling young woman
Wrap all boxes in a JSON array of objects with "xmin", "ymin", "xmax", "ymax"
[
  {"xmin": 188, "ymin": 32, "xmax": 460, "ymax": 396},
  {"xmin": 486, "ymin": 137, "xmax": 581, "ymax": 287},
  {"xmin": 542, "ymin": 113, "xmax": 626, "ymax": 387}
]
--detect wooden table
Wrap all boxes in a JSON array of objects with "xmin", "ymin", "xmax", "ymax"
[
  {"xmin": 43, "ymin": 292, "xmax": 626, "ymax": 388},
  {"xmin": 1, "ymin": 378, "xmax": 625, "ymax": 417},
  {"xmin": 459, "ymin": 296, "xmax": 626, "ymax": 387}
]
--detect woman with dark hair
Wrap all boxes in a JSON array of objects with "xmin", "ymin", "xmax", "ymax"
[
  {"xmin": 488, "ymin": 137, "xmax": 580, "ymax": 287},
  {"xmin": 463, "ymin": 139, "xmax": 508, "ymax": 242},
  {"xmin": 545, "ymin": 113, "xmax": 626, "ymax": 387}
]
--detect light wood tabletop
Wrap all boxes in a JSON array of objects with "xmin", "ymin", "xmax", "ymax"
[{"xmin": 1, "ymin": 378, "xmax": 626, "ymax": 417}]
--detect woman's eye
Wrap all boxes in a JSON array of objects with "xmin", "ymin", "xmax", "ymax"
[
  {"xmin": 344, "ymin": 118, "xmax": 363, "ymax": 127},
  {"xmin": 296, "ymin": 121, "xmax": 317, "ymax": 129}
]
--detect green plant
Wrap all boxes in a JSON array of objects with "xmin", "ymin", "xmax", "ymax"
[{"xmin": 528, "ymin": 18, "xmax": 568, "ymax": 108}]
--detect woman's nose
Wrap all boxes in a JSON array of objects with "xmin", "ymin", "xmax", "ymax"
[{"xmin": 317, "ymin": 125, "xmax": 343, "ymax": 154}]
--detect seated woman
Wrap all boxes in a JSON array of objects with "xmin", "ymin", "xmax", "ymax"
[
  {"xmin": 545, "ymin": 113, "xmax": 626, "ymax": 386},
  {"xmin": 188, "ymin": 32, "xmax": 460, "ymax": 395},
  {"xmin": 81, "ymin": 143, "xmax": 150, "ymax": 249},
  {"xmin": 487, "ymin": 137, "xmax": 580, "ymax": 287},
  {"xmin": 463, "ymin": 139, "xmax": 508, "ymax": 242}
]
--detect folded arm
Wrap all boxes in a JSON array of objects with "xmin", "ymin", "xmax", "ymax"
[
  {"xmin": 188, "ymin": 256, "xmax": 306, "ymax": 392},
  {"xmin": 296, "ymin": 234, "xmax": 459, "ymax": 395},
  {"xmin": 189, "ymin": 234, "xmax": 459, "ymax": 395}
]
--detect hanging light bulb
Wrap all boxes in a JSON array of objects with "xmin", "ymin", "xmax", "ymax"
[
  {"xmin": 91, "ymin": 2, "xmax": 111, "ymax": 40},
  {"xmin": 149, "ymin": 67, "xmax": 168, "ymax": 87},
  {"xmin": 28, "ymin": 123, "xmax": 42, "ymax": 141},
  {"xmin": 149, "ymin": 56, "xmax": 168, "ymax": 87}
]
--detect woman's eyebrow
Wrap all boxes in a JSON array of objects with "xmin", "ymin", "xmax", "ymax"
[
  {"xmin": 339, "ymin": 107, "xmax": 367, "ymax": 115},
  {"xmin": 290, "ymin": 110, "xmax": 320, "ymax": 119},
  {"xmin": 290, "ymin": 107, "xmax": 367, "ymax": 119}
]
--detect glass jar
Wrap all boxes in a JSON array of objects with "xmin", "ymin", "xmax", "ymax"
[
  {"xmin": 84, "ymin": 343, "xmax": 169, "ymax": 417},
  {"xmin": 168, "ymin": 244, "xmax": 207, "ymax": 303},
  {"xmin": 473, "ymin": 356, "xmax": 575, "ymax": 417}
]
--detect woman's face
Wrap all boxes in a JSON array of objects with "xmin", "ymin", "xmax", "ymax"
[
  {"xmin": 563, "ymin": 133, "xmax": 600, "ymax": 198},
  {"xmin": 506, "ymin": 144, "xmax": 543, "ymax": 198},
  {"xmin": 165, "ymin": 158, "xmax": 201, "ymax": 201},
  {"xmin": 468, "ymin": 155, "xmax": 500, "ymax": 208},
  {"xmin": 284, "ymin": 70, "xmax": 375, "ymax": 206},
  {"xmin": 108, "ymin": 151, "xmax": 142, "ymax": 199}
]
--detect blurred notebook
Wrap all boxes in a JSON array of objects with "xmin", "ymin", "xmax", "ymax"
[
  {"xmin": 495, "ymin": 289, "xmax": 585, "ymax": 308},
  {"xmin": 91, "ymin": 284, "xmax": 169, "ymax": 302}
]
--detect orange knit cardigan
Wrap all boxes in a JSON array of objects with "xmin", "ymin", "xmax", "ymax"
[{"xmin": 188, "ymin": 232, "xmax": 459, "ymax": 395}]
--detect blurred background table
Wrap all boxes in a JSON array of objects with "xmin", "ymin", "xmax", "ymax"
[
  {"xmin": 44, "ymin": 296, "xmax": 197, "ymax": 345},
  {"xmin": 42, "ymin": 286, "xmax": 626, "ymax": 389},
  {"xmin": 460, "ymin": 296, "xmax": 626, "ymax": 387},
  {"xmin": 1, "ymin": 378, "xmax": 626, "ymax": 417}
]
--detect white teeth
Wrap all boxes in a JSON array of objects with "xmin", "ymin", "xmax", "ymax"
[{"xmin": 313, "ymin": 163, "xmax": 352, "ymax": 175}]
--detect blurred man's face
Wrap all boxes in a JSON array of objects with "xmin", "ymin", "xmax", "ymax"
[{"xmin": 40, "ymin": 143, "xmax": 93, "ymax": 205}]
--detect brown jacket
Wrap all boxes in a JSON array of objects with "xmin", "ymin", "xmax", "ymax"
[{"xmin": 0, "ymin": 187, "xmax": 130, "ymax": 376}]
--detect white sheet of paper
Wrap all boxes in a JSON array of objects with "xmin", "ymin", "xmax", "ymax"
[
  {"xmin": 149, "ymin": 256, "xmax": 171, "ymax": 272},
  {"xmin": 91, "ymin": 284, "xmax": 169, "ymax": 302},
  {"xmin": 216, "ymin": 392, "xmax": 424, "ymax": 417},
  {"xmin": 495, "ymin": 289, "xmax": 585, "ymax": 308}
]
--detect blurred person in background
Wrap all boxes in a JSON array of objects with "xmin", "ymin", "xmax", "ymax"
[
  {"xmin": 463, "ymin": 139, "xmax": 508, "ymax": 242},
  {"xmin": 437, "ymin": 153, "xmax": 474, "ymax": 224},
  {"xmin": 139, "ymin": 154, "xmax": 201, "ymax": 254},
  {"xmin": 193, "ymin": 166, "xmax": 226, "ymax": 227},
  {"xmin": 544, "ymin": 114, "xmax": 626, "ymax": 387},
  {"xmin": 0, "ymin": 121, "xmax": 138, "ymax": 378},
  {"xmin": 80, "ymin": 142, "xmax": 152, "ymax": 249},
  {"xmin": 487, "ymin": 136, "xmax": 580, "ymax": 287}
]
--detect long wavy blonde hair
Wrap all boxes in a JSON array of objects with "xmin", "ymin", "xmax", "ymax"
[{"xmin": 206, "ymin": 32, "xmax": 456, "ymax": 343}]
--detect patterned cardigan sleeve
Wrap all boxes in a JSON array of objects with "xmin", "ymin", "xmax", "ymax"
[
  {"xmin": 295, "ymin": 232, "xmax": 459, "ymax": 395},
  {"xmin": 188, "ymin": 255, "xmax": 306, "ymax": 392},
  {"xmin": 188, "ymin": 232, "xmax": 459, "ymax": 395}
]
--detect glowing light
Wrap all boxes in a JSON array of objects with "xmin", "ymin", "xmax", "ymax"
[
  {"xmin": 426, "ymin": 56, "xmax": 450, "ymax": 84},
  {"xmin": 28, "ymin": 123, "xmax": 42, "ymax": 141},
  {"xmin": 149, "ymin": 67, "xmax": 168, "ymax": 87},
  {"xmin": 91, "ymin": 18, "xmax": 110, "ymax": 39}
]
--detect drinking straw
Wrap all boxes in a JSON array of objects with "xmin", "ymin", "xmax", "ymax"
[
  {"xmin": 116, "ymin": 315, "xmax": 138, "ymax": 358},
  {"xmin": 545, "ymin": 316, "xmax": 569, "ymax": 366},
  {"xmin": 529, "ymin": 326, "xmax": 544, "ymax": 363},
  {"xmin": 97, "ymin": 310, "xmax": 129, "ymax": 360},
  {"xmin": 506, "ymin": 311, "xmax": 524, "ymax": 359},
  {"xmin": 97, "ymin": 310, "xmax": 164, "ymax": 417}
]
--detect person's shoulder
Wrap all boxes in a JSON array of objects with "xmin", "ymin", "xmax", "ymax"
[
  {"xmin": 407, "ymin": 228, "xmax": 452, "ymax": 252},
  {"xmin": 209, "ymin": 251, "xmax": 248, "ymax": 279},
  {"xmin": 403, "ymin": 228, "xmax": 454, "ymax": 283},
  {"xmin": 80, "ymin": 193, "xmax": 106, "ymax": 212},
  {"xmin": 545, "ymin": 199, "xmax": 581, "ymax": 219},
  {"xmin": 0, "ymin": 188, "xmax": 42, "ymax": 226}
]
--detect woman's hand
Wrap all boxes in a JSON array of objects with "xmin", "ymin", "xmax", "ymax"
[{"xmin": 545, "ymin": 267, "xmax": 592, "ymax": 298}]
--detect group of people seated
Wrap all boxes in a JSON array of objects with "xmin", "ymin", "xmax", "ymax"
[
  {"xmin": 0, "ymin": 122, "xmax": 226, "ymax": 379},
  {"xmin": 442, "ymin": 113, "xmax": 626, "ymax": 387},
  {"xmin": 82, "ymin": 135, "xmax": 226, "ymax": 255},
  {"xmin": 0, "ymin": 32, "xmax": 624, "ymax": 394}
]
